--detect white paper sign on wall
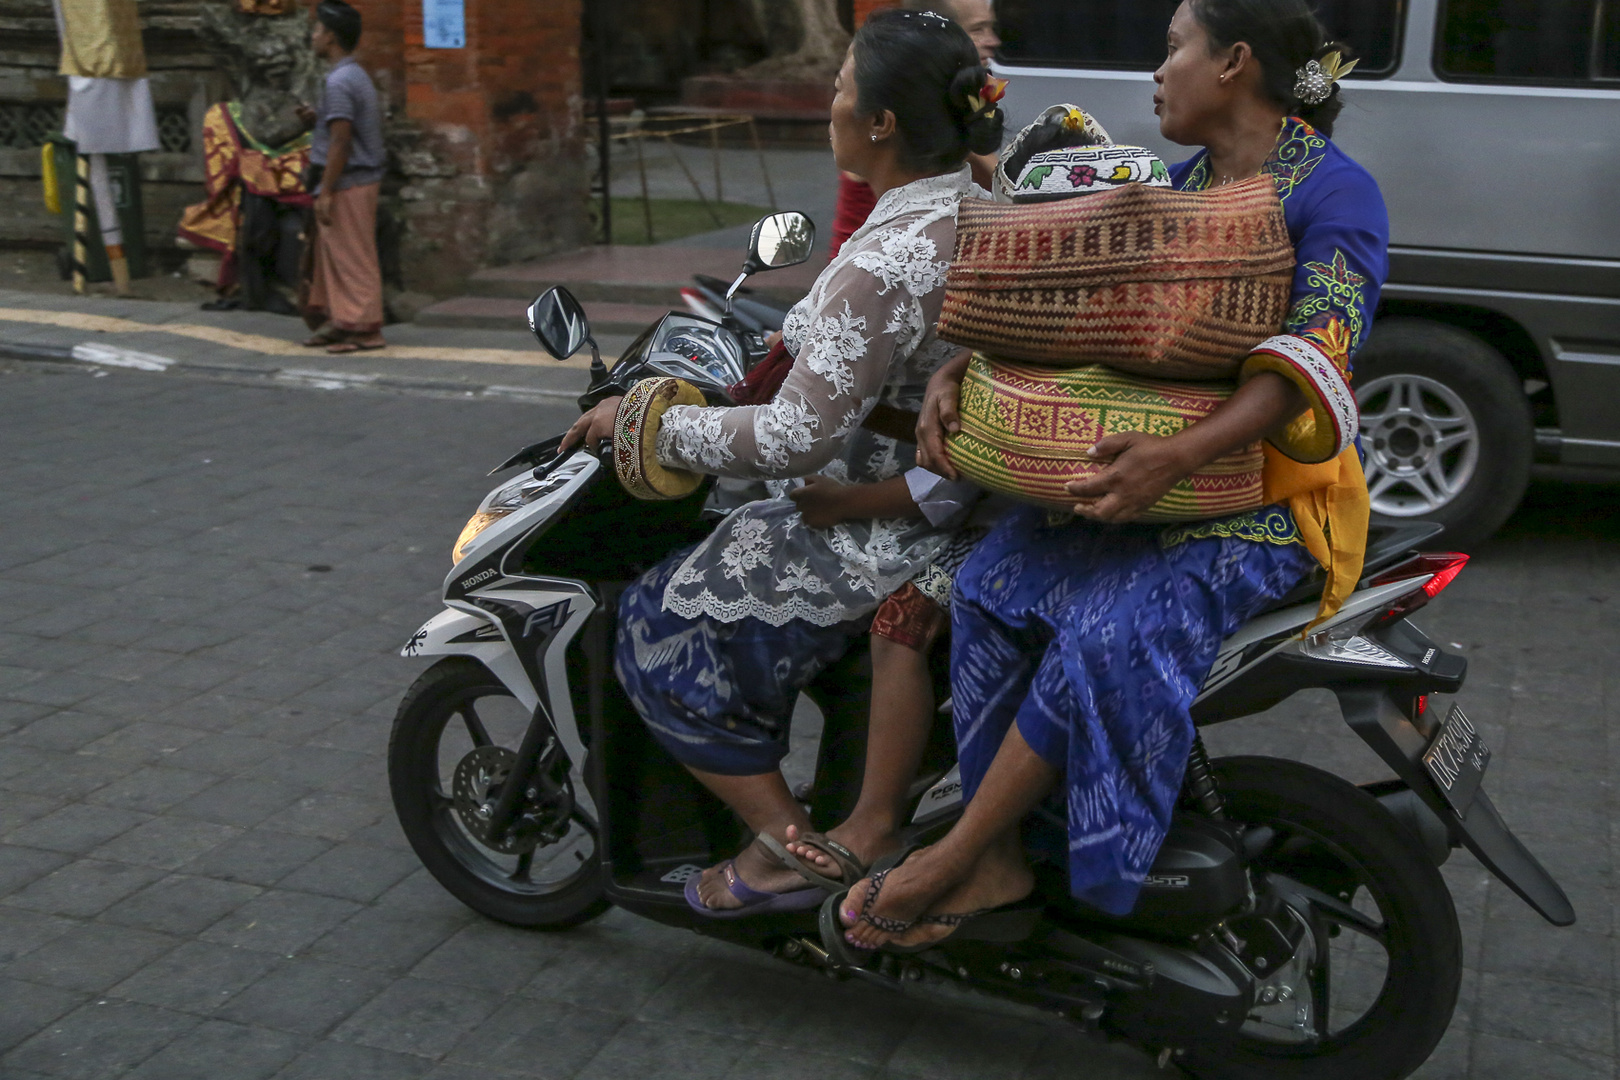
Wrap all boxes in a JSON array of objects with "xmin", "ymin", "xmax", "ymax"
[{"xmin": 423, "ymin": 0, "xmax": 464, "ymax": 48}]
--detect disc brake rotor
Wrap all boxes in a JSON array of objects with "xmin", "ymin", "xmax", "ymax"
[
  {"xmin": 450, "ymin": 743, "xmax": 580, "ymax": 856},
  {"xmin": 451, "ymin": 745, "xmax": 533, "ymax": 855}
]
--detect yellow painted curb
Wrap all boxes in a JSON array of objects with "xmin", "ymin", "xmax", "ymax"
[{"xmin": 0, "ymin": 308, "xmax": 609, "ymax": 370}]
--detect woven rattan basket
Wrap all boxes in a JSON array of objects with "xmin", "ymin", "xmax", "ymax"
[
  {"xmin": 939, "ymin": 177, "xmax": 1295, "ymax": 379},
  {"xmin": 946, "ymin": 355, "xmax": 1266, "ymax": 520}
]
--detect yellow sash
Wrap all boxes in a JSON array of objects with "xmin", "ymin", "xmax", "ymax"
[{"xmin": 1262, "ymin": 444, "xmax": 1369, "ymax": 628}]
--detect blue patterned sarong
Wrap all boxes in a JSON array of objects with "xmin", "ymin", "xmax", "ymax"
[
  {"xmin": 951, "ymin": 505, "xmax": 1315, "ymax": 915},
  {"xmin": 615, "ymin": 551, "xmax": 868, "ymax": 776}
]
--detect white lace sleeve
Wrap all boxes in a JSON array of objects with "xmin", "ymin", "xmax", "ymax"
[{"xmin": 655, "ymin": 212, "xmax": 954, "ymax": 480}]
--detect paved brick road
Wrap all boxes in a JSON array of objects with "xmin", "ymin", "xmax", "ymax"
[{"xmin": 0, "ymin": 361, "xmax": 1614, "ymax": 1079}]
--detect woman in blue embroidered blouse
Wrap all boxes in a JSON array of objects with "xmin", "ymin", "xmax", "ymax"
[{"xmin": 835, "ymin": 0, "xmax": 1391, "ymax": 948}]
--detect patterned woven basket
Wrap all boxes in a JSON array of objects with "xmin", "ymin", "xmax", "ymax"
[
  {"xmin": 613, "ymin": 377, "xmax": 706, "ymax": 501},
  {"xmin": 946, "ymin": 354, "xmax": 1265, "ymax": 521},
  {"xmin": 939, "ymin": 177, "xmax": 1295, "ymax": 379}
]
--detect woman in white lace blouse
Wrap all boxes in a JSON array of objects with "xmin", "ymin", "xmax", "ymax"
[{"xmin": 561, "ymin": 10, "xmax": 1005, "ymax": 917}]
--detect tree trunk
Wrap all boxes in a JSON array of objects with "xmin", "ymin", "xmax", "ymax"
[
  {"xmin": 783, "ymin": 0, "xmax": 850, "ymax": 67},
  {"xmin": 739, "ymin": 0, "xmax": 850, "ymax": 79}
]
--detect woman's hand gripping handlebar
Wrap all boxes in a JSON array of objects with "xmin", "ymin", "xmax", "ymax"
[{"xmin": 557, "ymin": 396, "xmax": 626, "ymax": 457}]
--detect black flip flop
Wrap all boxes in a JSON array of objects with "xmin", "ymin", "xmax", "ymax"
[{"xmin": 757, "ymin": 832, "xmax": 867, "ymax": 893}]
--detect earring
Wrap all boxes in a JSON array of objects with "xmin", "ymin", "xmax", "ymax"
[{"xmin": 871, "ymin": 135, "xmax": 878, "ymax": 143}]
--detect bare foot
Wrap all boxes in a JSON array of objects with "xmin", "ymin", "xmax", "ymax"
[
  {"xmin": 693, "ymin": 837, "xmax": 815, "ymax": 912},
  {"xmin": 783, "ymin": 822, "xmax": 901, "ymax": 884},
  {"xmin": 839, "ymin": 841, "xmax": 1034, "ymax": 950}
]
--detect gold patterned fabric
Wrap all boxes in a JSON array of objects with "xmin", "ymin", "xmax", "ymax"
[
  {"xmin": 177, "ymin": 103, "xmax": 311, "ymax": 277},
  {"xmin": 56, "ymin": 0, "xmax": 146, "ymax": 78},
  {"xmin": 947, "ymin": 354, "xmax": 1265, "ymax": 520}
]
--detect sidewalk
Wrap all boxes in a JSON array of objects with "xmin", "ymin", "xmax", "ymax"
[
  {"xmin": 0, "ymin": 144, "xmax": 842, "ymax": 390},
  {"xmin": 0, "ymin": 289, "xmax": 607, "ymax": 404}
]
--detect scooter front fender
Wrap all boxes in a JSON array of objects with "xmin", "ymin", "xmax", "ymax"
[
  {"xmin": 401, "ymin": 607, "xmax": 541, "ymax": 712},
  {"xmin": 1336, "ymin": 685, "xmax": 1575, "ymax": 927}
]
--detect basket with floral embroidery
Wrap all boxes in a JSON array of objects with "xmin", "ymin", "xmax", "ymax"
[
  {"xmin": 946, "ymin": 354, "xmax": 1265, "ymax": 521},
  {"xmin": 938, "ymin": 177, "xmax": 1296, "ymax": 379}
]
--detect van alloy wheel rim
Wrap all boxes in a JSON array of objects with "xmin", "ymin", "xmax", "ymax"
[{"xmin": 1356, "ymin": 374, "xmax": 1480, "ymax": 517}]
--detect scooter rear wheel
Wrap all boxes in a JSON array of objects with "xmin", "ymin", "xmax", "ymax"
[
  {"xmin": 389, "ymin": 656, "xmax": 609, "ymax": 928},
  {"xmin": 1179, "ymin": 756, "xmax": 1461, "ymax": 1080}
]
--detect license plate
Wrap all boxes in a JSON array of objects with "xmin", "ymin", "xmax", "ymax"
[{"xmin": 1423, "ymin": 704, "xmax": 1491, "ymax": 814}]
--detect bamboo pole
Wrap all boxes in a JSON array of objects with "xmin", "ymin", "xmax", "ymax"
[{"xmin": 633, "ymin": 135, "xmax": 654, "ymax": 243}]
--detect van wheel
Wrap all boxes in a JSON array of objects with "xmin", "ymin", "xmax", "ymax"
[{"xmin": 1353, "ymin": 318, "xmax": 1533, "ymax": 551}]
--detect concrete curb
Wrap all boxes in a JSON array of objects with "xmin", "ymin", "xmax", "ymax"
[{"xmin": 0, "ymin": 338, "xmax": 580, "ymax": 404}]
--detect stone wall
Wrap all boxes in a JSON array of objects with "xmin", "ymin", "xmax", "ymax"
[
  {"xmin": 0, "ymin": 0, "xmax": 224, "ymax": 256},
  {"xmin": 0, "ymin": 0, "xmax": 589, "ymax": 295}
]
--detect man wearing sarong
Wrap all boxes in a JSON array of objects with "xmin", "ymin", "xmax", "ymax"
[{"xmin": 302, "ymin": 0, "xmax": 386, "ymax": 353}]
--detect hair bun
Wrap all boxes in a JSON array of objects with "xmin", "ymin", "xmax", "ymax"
[
  {"xmin": 948, "ymin": 64, "xmax": 990, "ymax": 112},
  {"xmin": 948, "ymin": 63, "xmax": 1006, "ymax": 155}
]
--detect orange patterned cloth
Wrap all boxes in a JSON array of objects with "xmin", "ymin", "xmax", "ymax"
[
  {"xmin": 870, "ymin": 582, "xmax": 947, "ymax": 652},
  {"xmin": 177, "ymin": 103, "xmax": 312, "ymax": 281}
]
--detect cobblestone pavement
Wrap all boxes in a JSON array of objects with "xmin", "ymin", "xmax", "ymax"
[{"xmin": 0, "ymin": 361, "xmax": 1614, "ymax": 1079}]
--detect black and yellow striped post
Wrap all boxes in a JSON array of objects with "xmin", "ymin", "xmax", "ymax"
[{"xmin": 72, "ymin": 153, "xmax": 90, "ymax": 295}]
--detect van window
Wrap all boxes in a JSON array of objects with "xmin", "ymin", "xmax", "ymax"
[
  {"xmin": 1438, "ymin": 0, "xmax": 1620, "ymax": 83},
  {"xmin": 997, "ymin": 0, "xmax": 1403, "ymax": 75}
]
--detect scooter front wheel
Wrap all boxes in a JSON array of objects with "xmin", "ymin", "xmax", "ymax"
[{"xmin": 388, "ymin": 656, "xmax": 609, "ymax": 928}]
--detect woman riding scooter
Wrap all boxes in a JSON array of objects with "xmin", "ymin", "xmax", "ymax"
[
  {"xmin": 559, "ymin": 10, "xmax": 1004, "ymax": 916},
  {"xmin": 836, "ymin": 0, "xmax": 1391, "ymax": 948}
]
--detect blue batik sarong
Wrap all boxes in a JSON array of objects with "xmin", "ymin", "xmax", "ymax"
[
  {"xmin": 951, "ymin": 506, "xmax": 1315, "ymax": 915},
  {"xmin": 615, "ymin": 551, "xmax": 868, "ymax": 776}
]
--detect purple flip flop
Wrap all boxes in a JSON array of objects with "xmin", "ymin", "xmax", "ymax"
[{"xmin": 683, "ymin": 860, "xmax": 826, "ymax": 919}]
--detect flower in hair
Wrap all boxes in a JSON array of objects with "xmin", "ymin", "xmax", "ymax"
[
  {"xmin": 967, "ymin": 75, "xmax": 1008, "ymax": 118},
  {"xmin": 1293, "ymin": 49, "xmax": 1357, "ymax": 107}
]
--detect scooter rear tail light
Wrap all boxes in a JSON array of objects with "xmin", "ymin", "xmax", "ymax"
[{"xmin": 1365, "ymin": 552, "xmax": 1469, "ymax": 629}]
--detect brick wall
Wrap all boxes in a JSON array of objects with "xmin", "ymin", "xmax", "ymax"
[
  {"xmin": 353, "ymin": 0, "xmax": 407, "ymax": 113},
  {"xmin": 852, "ymin": 0, "xmax": 899, "ymax": 27},
  {"xmin": 359, "ymin": 0, "xmax": 588, "ymax": 293}
]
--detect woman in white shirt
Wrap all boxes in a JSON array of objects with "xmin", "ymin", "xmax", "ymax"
[{"xmin": 561, "ymin": 9, "xmax": 1004, "ymax": 917}]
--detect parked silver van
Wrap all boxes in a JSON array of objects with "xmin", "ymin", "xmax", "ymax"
[{"xmin": 992, "ymin": 0, "xmax": 1620, "ymax": 547}]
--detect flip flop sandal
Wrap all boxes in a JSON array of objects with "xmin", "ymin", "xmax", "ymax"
[
  {"xmin": 303, "ymin": 329, "xmax": 341, "ymax": 347},
  {"xmin": 818, "ymin": 889, "xmax": 875, "ymax": 966},
  {"xmin": 326, "ymin": 338, "xmax": 386, "ymax": 354},
  {"xmin": 916, "ymin": 902, "xmax": 1042, "ymax": 943},
  {"xmin": 756, "ymin": 832, "xmax": 866, "ymax": 893},
  {"xmin": 682, "ymin": 859, "xmax": 825, "ymax": 920}
]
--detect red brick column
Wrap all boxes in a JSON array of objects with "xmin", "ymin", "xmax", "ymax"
[
  {"xmin": 352, "ymin": 0, "xmax": 406, "ymax": 113},
  {"xmin": 853, "ymin": 0, "xmax": 900, "ymax": 27},
  {"xmin": 392, "ymin": 0, "xmax": 587, "ymax": 291}
]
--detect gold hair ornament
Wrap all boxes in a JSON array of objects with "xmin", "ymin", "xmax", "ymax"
[{"xmin": 1293, "ymin": 50, "xmax": 1357, "ymax": 107}]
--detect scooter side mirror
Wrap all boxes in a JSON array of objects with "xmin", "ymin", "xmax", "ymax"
[
  {"xmin": 747, "ymin": 211, "xmax": 815, "ymax": 272},
  {"xmin": 727, "ymin": 211, "xmax": 816, "ymax": 309},
  {"xmin": 527, "ymin": 286, "xmax": 593, "ymax": 361}
]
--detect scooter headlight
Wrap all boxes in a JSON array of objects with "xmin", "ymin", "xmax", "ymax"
[
  {"xmin": 452, "ymin": 510, "xmax": 512, "ymax": 564},
  {"xmin": 451, "ymin": 452, "xmax": 594, "ymax": 565}
]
